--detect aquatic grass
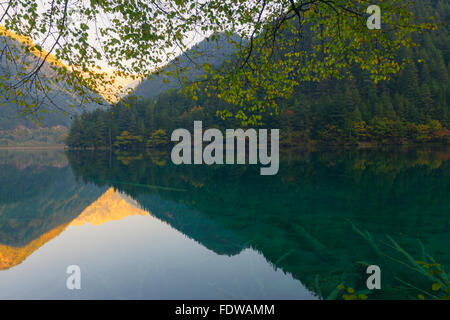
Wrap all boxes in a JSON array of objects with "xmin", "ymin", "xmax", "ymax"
[
  {"xmin": 394, "ymin": 276, "xmax": 441, "ymax": 300},
  {"xmin": 350, "ymin": 223, "xmax": 449, "ymax": 300},
  {"xmin": 348, "ymin": 220, "xmax": 385, "ymax": 262},
  {"xmin": 381, "ymin": 236, "xmax": 438, "ymax": 283},
  {"xmin": 314, "ymin": 275, "xmax": 323, "ymax": 298},
  {"xmin": 324, "ymin": 272, "xmax": 349, "ymax": 300},
  {"xmin": 274, "ymin": 249, "xmax": 295, "ymax": 265},
  {"xmin": 291, "ymin": 224, "xmax": 332, "ymax": 261},
  {"xmin": 325, "ymin": 285, "xmax": 341, "ymax": 300}
]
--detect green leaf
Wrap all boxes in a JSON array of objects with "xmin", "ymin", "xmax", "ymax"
[{"xmin": 432, "ymin": 283, "xmax": 442, "ymax": 291}]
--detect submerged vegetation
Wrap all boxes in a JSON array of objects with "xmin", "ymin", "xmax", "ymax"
[{"xmin": 343, "ymin": 225, "xmax": 449, "ymax": 300}]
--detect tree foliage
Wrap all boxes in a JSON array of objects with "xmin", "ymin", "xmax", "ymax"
[
  {"xmin": 66, "ymin": 0, "xmax": 449, "ymax": 149},
  {"xmin": 0, "ymin": 0, "xmax": 437, "ymax": 124}
]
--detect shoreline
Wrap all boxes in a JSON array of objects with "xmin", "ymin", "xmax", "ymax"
[
  {"xmin": 1, "ymin": 143, "xmax": 447, "ymax": 151},
  {"xmin": 0, "ymin": 145, "xmax": 66, "ymax": 150}
]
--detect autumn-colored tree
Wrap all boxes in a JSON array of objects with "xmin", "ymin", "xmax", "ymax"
[
  {"xmin": 147, "ymin": 129, "xmax": 169, "ymax": 149},
  {"xmin": 113, "ymin": 131, "xmax": 144, "ymax": 149}
]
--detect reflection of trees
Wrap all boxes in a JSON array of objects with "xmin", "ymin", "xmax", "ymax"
[
  {"xmin": 0, "ymin": 149, "xmax": 68, "ymax": 168},
  {"xmin": 0, "ymin": 151, "xmax": 106, "ymax": 247},
  {"xmin": 0, "ymin": 150, "xmax": 70, "ymax": 204},
  {"xmin": 67, "ymin": 147, "xmax": 449, "ymax": 299}
]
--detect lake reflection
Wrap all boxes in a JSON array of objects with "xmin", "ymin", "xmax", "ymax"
[{"xmin": 0, "ymin": 147, "xmax": 448, "ymax": 300}]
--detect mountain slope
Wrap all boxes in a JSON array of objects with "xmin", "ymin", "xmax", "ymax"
[
  {"xmin": 131, "ymin": 34, "xmax": 239, "ymax": 100},
  {"xmin": 0, "ymin": 27, "xmax": 108, "ymax": 144}
]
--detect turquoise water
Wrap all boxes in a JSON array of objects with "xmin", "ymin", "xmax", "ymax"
[{"xmin": 0, "ymin": 147, "xmax": 448, "ymax": 299}]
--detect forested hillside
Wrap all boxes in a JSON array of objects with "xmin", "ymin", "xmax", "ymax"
[{"xmin": 67, "ymin": 0, "xmax": 449, "ymax": 149}]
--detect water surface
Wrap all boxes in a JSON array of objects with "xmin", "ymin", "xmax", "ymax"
[{"xmin": 0, "ymin": 147, "xmax": 448, "ymax": 299}]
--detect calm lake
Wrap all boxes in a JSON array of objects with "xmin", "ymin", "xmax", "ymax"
[{"xmin": 0, "ymin": 147, "xmax": 448, "ymax": 299}]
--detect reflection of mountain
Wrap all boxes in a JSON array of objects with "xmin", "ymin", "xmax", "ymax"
[
  {"xmin": 0, "ymin": 164, "xmax": 105, "ymax": 247},
  {"xmin": 71, "ymin": 188, "xmax": 148, "ymax": 226},
  {"xmin": 1, "ymin": 148, "xmax": 448, "ymax": 299},
  {"xmin": 135, "ymin": 193, "xmax": 245, "ymax": 256},
  {"xmin": 0, "ymin": 185, "xmax": 151, "ymax": 270},
  {"xmin": 67, "ymin": 148, "xmax": 450, "ymax": 299},
  {"xmin": 0, "ymin": 224, "xmax": 69, "ymax": 270},
  {"xmin": 0, "ymin": 150, "xmax": 106, "ymax": 269}
]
